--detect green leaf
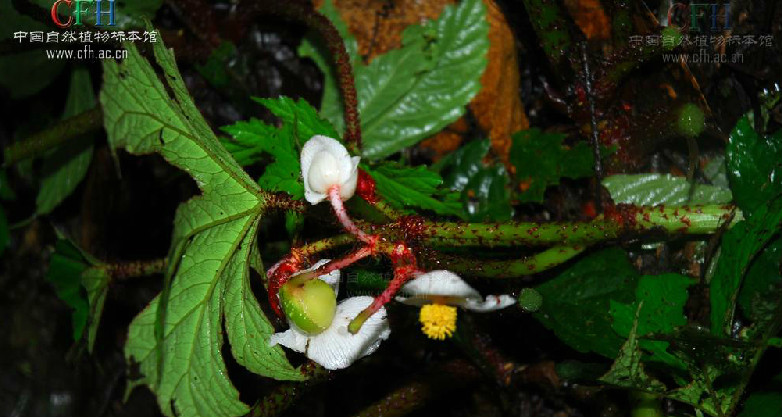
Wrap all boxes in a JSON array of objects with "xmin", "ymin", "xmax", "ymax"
[
  {"xmin": 101, "ymin": 39, "xmax": 301, "ymax": 417},
  {"xmin": 461, "ymin": 163, "xmax": 512, "ymax": 222},
  {"xmin": 220, "ymin": 119, "xmax": 277, "ymax": 166},
  {"xmin": 364, "ymin": 161, "xmax": 462, "ymax": 217},
  {"xmin": 196, "ymin": 41, "xmax": 237, "ymax": 89},
  {"xmin": 440, "ymin": 139, "xmax": 512, "ymax": 221},
  {"xmin": 738, "ymin": 372, "xmax": 782, "ymax": 417},
  {"xmin": 610, "ymin": 274, "xmax": 693, "ymax": 368},
  {"xmin": 710, "ymin": 197, "xmax": 782, "ymax": 336},
  {"xmin": 46, "ymin": 239, "xmax": 90, "ymax": 341},
  {"xmin": 37, "ymin": 66, "xmax": 96, "ymax": 215},
  {"xmin": 221, "ymin": 97, "xmax": 338, "ymax": 199},
  {"xmin": 0, "ymin": 0, "xmax": 65, "ymax": 98},
  {"xmin": 253, "ymin": 96, "xmax": 340, "ymax": 142},
  {"xmin": 603, "ymin": 174, "xmax": 732, "ymax": 206},
  {"xmin": 301, "ymin": 0, "xmax": 489, "ymax": 160},
  {"xmin": 533, "ymin": 248, "xmax": 639, "ymax": 359},
  {"xmin": 509, "ymin": 128, "xmax": 595, "ymax": 203},
  {"xmin": 82, "ymin": 265, "xmax": 110, "ymax": 352},
  {"xmin": 600, "ymin": 303, "xmax": 666, "ymax": 392},
  {"xmin": 726, "ymin": 117, "xmax": 782, "ymax": 213},
  {"xmin": 737, "ymin": 237, "xmax": 782, "ymax": 329}
]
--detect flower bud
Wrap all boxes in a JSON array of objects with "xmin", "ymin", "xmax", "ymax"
[{"xmin": 300, "ymin": 135, "xmax": 360, "ymax": 204}]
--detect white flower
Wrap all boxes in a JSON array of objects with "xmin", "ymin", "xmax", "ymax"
[
  {"xmin": 270, "ymin": 260, "xmax": 391, "ymax": 370},
  {"xmin": 300, "ymin": 135, "xmax": 360, "ymax": 205},
  {"xmin": 396, "ymin": 270, "xmax": 515, "ymax": 340},
  {"xmin": 397, "ymin": 270, "xmax": 516, "ymax": 311}
]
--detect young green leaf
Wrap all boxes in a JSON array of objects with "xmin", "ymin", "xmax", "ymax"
[
  {"xmin": 603, "ymin": 174, "xmax": 732, "ymax": 206},
  {"xmin": 509, "ymin": 128, "xmax": 595, "ymax": 203},
  {"xmin": 726, "ymin": 117, "xmax": 782, "ymax": 213},
  {"xmin": 36, "ymin": 66, "xmax": 95, "ymax": 215},
  {"xmin": 301, "ymin": 0, "xmax": 489, "ymax": 160},
  {"xmin": 533, "ymin": 248, "xmax": 639, "ymax": 359},
  {"xmin": 101, "ymin": 40, "xmax": 303, "ymax": 417},
  {"xmin": 363, "ymin": 162, "xmax": 463, "ymax": 217}
]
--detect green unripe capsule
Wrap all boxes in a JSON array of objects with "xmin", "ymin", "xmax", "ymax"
[
  {"xmin": 677, "ymin": 103, "xmax": 705, "ymax": 138},
  {"xmin": 279, "ymin": 274, "xmax": 337, "ymax": 335},
  {"xmin": 518, "ymin": 288, "xmax": 543, "ymax": 313}
]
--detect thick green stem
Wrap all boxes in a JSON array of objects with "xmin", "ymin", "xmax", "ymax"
[
  {"xmin": 425, "ymin": 246, "xmax": 585, "ymax": 278},
  {"xmin": 295, "ymin": 234, "xmax": 355, "ymax": 259},
  {"xmin": 4, "ymin": 106, "xmax": 103, "ymax": 166},
  {"xmin": 415, "ymin": 205, "xmax": 740, "ymax": 247}
]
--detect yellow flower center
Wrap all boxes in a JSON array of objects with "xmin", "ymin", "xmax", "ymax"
[{"xmin": 419, "ymin": 304, "xmax": 457, "ymax": 340}]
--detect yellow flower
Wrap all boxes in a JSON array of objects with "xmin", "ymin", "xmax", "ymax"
[{"xmin": 419, "ymin": 304, "xmax": 458, "ymax": 340}]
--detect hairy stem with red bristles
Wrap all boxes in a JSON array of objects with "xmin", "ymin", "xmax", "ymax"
[
  {"xmin": 329, "ymin": 185, "xmax": 376, "ymax": 244},
  {"xmin": 315, "ymin": 245, "xmax": 373, "ymax": 276}
]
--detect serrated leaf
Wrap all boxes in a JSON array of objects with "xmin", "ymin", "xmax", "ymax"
[
  {"xmin": 533, "ymin": 248, "xmax": 639, "ymax": 359},
  {"xmin": 610, "ymin": 274, "xmax": 693, "ymax": 368},
  {"xmin": 101, "ymin": 39, "xmax": 301, "ymax": 417},
  {"xmin": 710, "ymin": 197, "xmax": 782, "ymax": 336},
  {"xmin": 36, "ymin": 66, "xmax": 95, "ymax": 215},
  {"xmin": 726, "ymin": 117, "xmax": 782, "ymax": 213},
  {"xmin": 301, "ymin": 0, "xmax": 489, "ymax": 160},
  {"xmin": 439, "ymin": 139, "xmax": 512, "ymax": 221},
  {"xmin": 509, "ymin": 128, "xmax": 595, "ymax": 203},
  {"xmin": 221, "ymin": 97, "xmax": 338, "ymax": 199},
  {"xmin": 603, "ymin": 174, "xmax": 732, "ymax": 206},
  {"xmin": 600, "ymin": 303, "xmax": 666, "ymax": 392},
  {"xmin": 364, "ymin": 161, "xmax": 462, "ymax": 217},
  {"xmin": 254, "ymin": 96, "xmax": 340, "ymax": 142}
]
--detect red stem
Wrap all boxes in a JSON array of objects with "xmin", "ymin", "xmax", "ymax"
[
  {"xmin": 329, "ymin": 186, "xmax": 374, "ymax": 244},
  {"xmin": 315, "ymin": 245, "xmax": 373, "ymax": 276}
]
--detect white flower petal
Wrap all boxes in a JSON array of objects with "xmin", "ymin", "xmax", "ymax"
[
  {"xmin": 305, "ymin": 296, "xmax": 390, "ymax": 370},
  {"xmin": 339, "ymin": 156, "xmax": 360, "ymax": 201},
  {"xmin": 300, "ymin": 135, "xmax": 359, "ymax": 204},
  {"xmin": 400, "ymin": 270, "xmax": 481, "ymax": 299},
  {"xmin": 460, "ymin": 294, "xmax": 516, "ymax": 312},
  {"xmin": 269, "ymin": 328, "xmax": 308, "ymax": 353}
]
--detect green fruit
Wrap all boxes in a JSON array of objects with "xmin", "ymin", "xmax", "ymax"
[
  {"xmin": 678, "ymin": 103, "xmax": 705, "ymax": 138},
  {"xmin": 518, "ymin": 288, "xmax": 543, "ymax": 312},
  {"xmin": 279, "ymin": 274, "xmax": 337, "ymax": 334}
]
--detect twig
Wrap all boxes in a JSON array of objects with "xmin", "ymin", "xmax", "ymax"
[{"xmin": 4, "ymin": 106, "xmax": 103, "ymax": 166}]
